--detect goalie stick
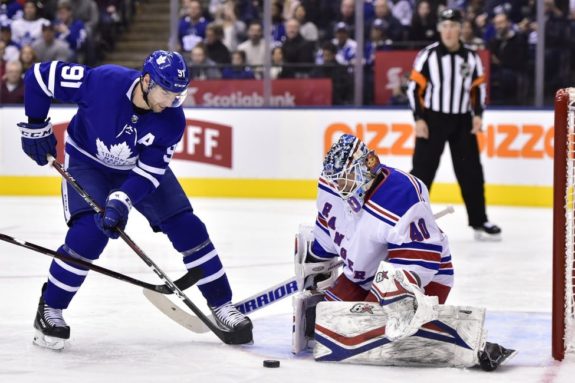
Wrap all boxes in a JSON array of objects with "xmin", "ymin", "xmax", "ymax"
[
  {"xmin": 48, "ymin": 156, "xmax": 251, "ymax": 345},
  {"xmin": 433, "ymin": 205, "xmax": 454, "ymax": 220},
  {"xmin": 0, "ymin": 232, "xmax": 201, "ymax": 294},
  {"xmin": 144, "ymin": 206, "xmax": 456, "ymax": 333}
]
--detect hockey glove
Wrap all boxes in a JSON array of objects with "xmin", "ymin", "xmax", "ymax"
[
  {"xmin": 295, "ymin": 227, "xmax": 339, "ymax": 291},
  {"xmin": 17, "ymin": 118, "xmax": 57, "ymax": 166},
  {"xmin": 94, "ymin": 191, "xmax": 132, "ymax": 239}
]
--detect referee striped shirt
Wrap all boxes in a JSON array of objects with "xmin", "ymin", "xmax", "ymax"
[{"xmin": 407, "ymin": 41, "xmax": 486, "ymax": 120}]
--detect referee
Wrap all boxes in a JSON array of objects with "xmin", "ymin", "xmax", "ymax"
[{"xmin": 407, "ymin": 8, "xmax": 501, "ymax": 241}]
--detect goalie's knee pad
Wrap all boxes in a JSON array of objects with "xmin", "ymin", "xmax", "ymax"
[
  {"xmin": 370, "ymin": 262, "xmax": 421, "ymax": 306},
  {"xmin": 292, "ymin": 290, "xmax": 324, "ymax": 354},
  {"xmin": 325, "ymin": 273, "xmax": 371, "ymax": 302},
  {"xmin": 294, "ymin": 225, "xmax": 339, "ymax": 291}
]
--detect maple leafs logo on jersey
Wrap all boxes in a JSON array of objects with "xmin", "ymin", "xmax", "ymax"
[{"xmin": 96, "ymin": 139, "xmax": 137, "ymax": 167}]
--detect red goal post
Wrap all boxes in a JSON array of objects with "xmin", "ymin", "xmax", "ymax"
[{"xmin": 553, "ymin": 88, "xmax": 575, "ymax": 360}]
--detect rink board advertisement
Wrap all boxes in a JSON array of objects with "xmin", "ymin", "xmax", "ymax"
[
  {"xmin": 182, "ymin": 79, "xmax": 332, "ymax": 107},
  {"xmin": 0, "ymin": 107, "xmax": 553, "ymax": 206}
]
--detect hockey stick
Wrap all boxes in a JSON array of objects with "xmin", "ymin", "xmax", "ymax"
[
  {"xmin": 145, "ymin": 258, "xmax": 345, "ymax": 334},
  {"xmin": 0, "ymin": 232, "xmax": 201, "ymax": 294},
  {"xmin": 144, "ymin": 275, "xmax": 301, "ymax": 334},
  {"xmin": 48, "ymin": 156, "xmax": 250, "ymax": 345},
  {"xmin": 433, "ymin": 205, "xmax": 454, "ymax": 220},
  {"xmin": 144, "ymin": 206, "xmax": 456, "ymax": 333}
]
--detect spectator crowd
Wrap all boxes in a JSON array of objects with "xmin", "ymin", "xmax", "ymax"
[
  {"xmin": 0, "ymin": 0, "xmax": 135, "ymax": 103},
  {"xmin": 2, "ymin": 0, "xmax": 574, "ymax": 105}
]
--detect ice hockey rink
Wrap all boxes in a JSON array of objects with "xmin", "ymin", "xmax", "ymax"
[{"xmin": 0, "ymin": 196, "xmax": 573, "ymax": 383}]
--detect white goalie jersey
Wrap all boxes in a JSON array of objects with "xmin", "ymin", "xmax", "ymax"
[{"xmin": 312, "ymin": 166, "xmax": 454, "ymax": 296}]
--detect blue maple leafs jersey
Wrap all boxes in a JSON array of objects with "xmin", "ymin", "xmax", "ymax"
[{"xmin": 23, "ymin": 61, "xmax": 186, "ymax": 204}]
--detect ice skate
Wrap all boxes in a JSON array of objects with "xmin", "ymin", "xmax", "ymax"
[
  {"xmin": 211, "ymin": 301, "xmax": 253, "ymax": 344},
  {"xmin": 478, "ymin": 342, "xmax": 517, "ymax": 371},
  {"xmin": 473, "ymin": 222, "xmax": 502, "ymax": 241},
  {"xmin": 33, "ymin": 283, "xmax": 70, "ymax": 350}
]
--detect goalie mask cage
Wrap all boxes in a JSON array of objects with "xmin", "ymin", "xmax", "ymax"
[{"xmin": 553, "ymin": 88, "xmax": 575, "ymax": 361}]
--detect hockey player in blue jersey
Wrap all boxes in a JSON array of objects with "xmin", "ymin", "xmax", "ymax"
[{"xmin": 17, "ymin": 50, "xmax": 252, "ymax": 349}]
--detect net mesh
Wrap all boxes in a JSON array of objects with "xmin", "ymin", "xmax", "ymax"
[{"xmin": 566, "ymin": 88, "xmax": 575, "ymax": 354}]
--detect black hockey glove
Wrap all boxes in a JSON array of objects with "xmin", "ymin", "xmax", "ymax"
[
  {"xmin": 94, "ymin": 191, "xmax": 132, "ymax": 239},
  {"xmin": 17, "ymin": 118, "xmax": 57, "ymax": 166}
]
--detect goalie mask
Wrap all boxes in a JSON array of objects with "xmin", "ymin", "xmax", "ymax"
[{"xmin": 322, "ymin": 134, "xmax": 381, "ymax": 211}]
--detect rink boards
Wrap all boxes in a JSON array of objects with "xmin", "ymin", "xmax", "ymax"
[{"xmin": 0, "ymin": 106, "xmax": 553, "ymax": 206}]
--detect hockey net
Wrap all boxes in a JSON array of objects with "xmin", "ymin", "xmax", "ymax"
[{"xmin": 553, "ymin": 88, "xmax": 575, "ymax": 360}]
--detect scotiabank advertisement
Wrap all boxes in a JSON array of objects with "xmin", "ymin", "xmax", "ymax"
[
  {"xmin": 0, "ymin": 107, "xmax": 553, "ymax": 204},
  {"xmin": 183, "ymin": 79, "xmax": 332, "ymax": 107}
]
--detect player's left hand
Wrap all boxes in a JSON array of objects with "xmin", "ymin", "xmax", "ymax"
[{"xmin": 94, "ymin": 191, "xmax": 132, "ymax": 239}]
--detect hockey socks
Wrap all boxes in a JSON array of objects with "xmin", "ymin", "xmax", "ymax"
[{"xmin": 160, "ymin": 212, "xmax": 234, "ymax": 307}]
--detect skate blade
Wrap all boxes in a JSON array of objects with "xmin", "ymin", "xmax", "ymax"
[
  {"xmin": 33, "ymin": 330, "xmax": 66, "ymax": 351},
  {"xmin": 474, "ymin": 231, "xmax": 502, "ymax": 242},
  {"xmin": 500, "ymin": 349, "xmax": 518, "ymax": 367}
]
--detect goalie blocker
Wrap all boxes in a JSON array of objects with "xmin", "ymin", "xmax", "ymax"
[{"xmin": 292, "ymin": 225, "xmax": 340, "ymax": 354}]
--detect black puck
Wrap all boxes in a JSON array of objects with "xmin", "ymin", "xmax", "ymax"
[{"xmin": 263, "ymin": 360, "xmax": 280, "ymax": 368}]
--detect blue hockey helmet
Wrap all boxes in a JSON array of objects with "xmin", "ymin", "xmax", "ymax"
[
  {"xmin": 322, "ymin": 134, "xmax": 380, "ymax": 205},
  {"xmin": 142, "ymin": 50, "xmax": 190, "ymax": 107}
]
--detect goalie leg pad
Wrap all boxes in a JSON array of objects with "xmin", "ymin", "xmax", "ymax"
[
  {"xmin": 313, "ymin": 301, "xmax": 485, "ymax": 368},
  {"xmin": 292, "ymin": 290, "xmax": 324, "ymax": 354}
]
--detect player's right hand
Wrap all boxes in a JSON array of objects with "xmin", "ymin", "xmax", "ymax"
[
  {"xmin": 94, "ymin": 191, "xmax": 132, "ymax": 239},
  {"xmin": 17, "ymin": 118, "xmax": 57, "ymax": 166}
]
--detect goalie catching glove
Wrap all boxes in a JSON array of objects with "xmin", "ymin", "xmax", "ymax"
[{"xmin": 369, "ymin": 261, "xmax": 438, "ymax": 340}]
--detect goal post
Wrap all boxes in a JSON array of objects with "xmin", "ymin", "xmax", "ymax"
[{"xmin": 553, "ymin": 88, "xmax": 575, "ymax": 361}]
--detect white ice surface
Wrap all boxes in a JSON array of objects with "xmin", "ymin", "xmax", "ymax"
[{"xmin": 0, "ymin": 197, "xmax": 574, "ymax": 383}]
